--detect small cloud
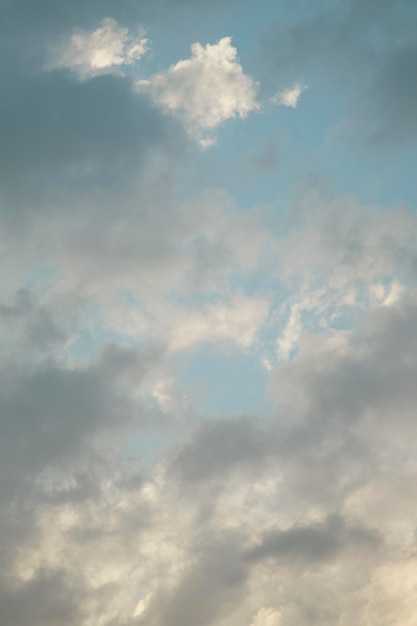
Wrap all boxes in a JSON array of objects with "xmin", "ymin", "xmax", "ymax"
[
  {"xmin": 271, "ymin": 82, "xmax": 307, "ymax": 108},
  {"xmin": 47, "ymin": 18, "xmax": 148, "ymax": 78}
]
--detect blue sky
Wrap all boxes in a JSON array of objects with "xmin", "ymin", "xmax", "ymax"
[{"xmin": 1, "ymin": 1, "xmax": 417, "ymax": 624}]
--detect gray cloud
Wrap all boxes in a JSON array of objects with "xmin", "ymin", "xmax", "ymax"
[
  {"xmin": 272, "ymin": 294, "xmax": 417, "ymax": 430},
  {"xmin": 0, "ymin": 68, "xmax": 185, "ymax": 220},
  {"xmin": 173, "ymin": 416, "xmax": 274, "ymax": 483},
  {"xmin": 0, "ymin": 568, "xmax": 84, "ymax": 626},
  {"xmin": 0, "ymin": 294, "xmax": 167, "ymax": 498},
  {"xmin": 0, "ymin": 290, "xmax": 415, "ymax": 623},
  {"xmin": 247, "ymin": 514, "xmax": 381, "ymax": 565},
  {"xmin": 141, "ymin": 534, "xmax": 248, "ymax": 626}
]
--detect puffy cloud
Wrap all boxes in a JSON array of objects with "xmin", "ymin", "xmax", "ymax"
[
  {"xmin": 47, "ymin": 18, "xmax": 148, "ymax": 77},
  {"xmin": 137, "ymin": 37, "xmax": 260, "ymax": 145}
]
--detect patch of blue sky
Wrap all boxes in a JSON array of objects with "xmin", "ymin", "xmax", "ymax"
[
  {"xmin": 141, "ymin": 0, "xmax": 287, "ymax": 73},
  {"xmin": 206, "ymin": 119, "xmax": 291, "ymax": 214},
  {"xmin": 20, "ymin": 263, "xmax": 61, "ymax": 295},
  {"xmin": 123, "ymin": 433, "xmax": 172, "ymax": 466},
  {"xmin": 318, "ymin": 130, "xmax": 417, "ymax": 210},
  {"xmin": 66, "ymin": 1, "xmax": 416, "ymax": 424},
  {"xmin": 121, "ymin": 418, "xmax": 195, "ymax": 470},
  {"xmin": 197, "ymin": 77, "xmax": 349, "ymax": 216},
  {"xmin": 176, "ymin": 343, "xmax": 273, "ymax": 418},
  {"xmin": 126, "ymin": 0, "xmax": 416, "ymax": 218}
]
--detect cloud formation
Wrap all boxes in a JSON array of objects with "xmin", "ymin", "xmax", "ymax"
[
  {"xmin": 47, "ymin": 18, "xmax": 148, "ymax": 77},
  {"xmin": 137, "ymin": 37, "xmax": 260, "ymax": 145},
  {"xmin": 1, "ymin": 0, "xmax": 417, "ymax": 624}
]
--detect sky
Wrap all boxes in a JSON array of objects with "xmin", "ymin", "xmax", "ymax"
[{"xmin": 1, "ymin": 0, "xmax": 417, "ymax": 624}]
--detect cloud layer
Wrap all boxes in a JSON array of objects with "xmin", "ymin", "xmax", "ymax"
[{"xmin": 1, "ymin": 0, "xmax": 417, "ymax": 624}]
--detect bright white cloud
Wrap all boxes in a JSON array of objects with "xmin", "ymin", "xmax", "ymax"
[
  {"xmin": 48, "ymin": 18, "xmax": 148, "ymax": 77},
  {"xmin": 137, "ymin": 37, "xmax": 260, "ymax": 145}
]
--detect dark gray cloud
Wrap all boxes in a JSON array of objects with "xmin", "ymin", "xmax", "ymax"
[
  {"xmin": 1, "ymin": 364, "xmax": 123, "ymax": 484},
  {"xmin": 173, "ymin": 416, "xmax": 274, "ymax": 482},
  {"xmin": 142, "ymin": 534, "xmax": 248, "ymax": 626},
  {"xmin": 272, "ymin": 294, "xmax": 417, "ymax": 430},
  {"xmin": 247, "ymin": 514, "xmax": 381, "ymax": 565},
  {"xmin": 0, "ymin": 291, "xmax": 166, "ymax": 498},
  {"xmin": 0, "ymin": 289, "xmax": 65, "ymax": 352},
  {"xmin": 0, "ymin": 68, "xmax": 185, "ymax": 219}
]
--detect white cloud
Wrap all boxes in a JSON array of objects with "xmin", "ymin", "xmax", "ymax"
[
  {"xmin": 48, "ymin": 18, "xmax": 148, "ymax": 77},
  {"xmin": 137, "ymin": 37, "xmax": 260, "ymax": 145},
  {"xmin": 168, "ymin": 295, "xmax": 270, "ymax": 351},
  {"xmin": 271, "ymin": 82, "xmax": 307, "ymax": 108},
  {"xmin": 104, "ymin": 295, "xmax": 269, "ymax": 353}
]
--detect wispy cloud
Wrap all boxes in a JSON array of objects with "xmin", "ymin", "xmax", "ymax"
[{"xmin": 271, "ymin": 81, "xmax": 307, "ymax": 108}]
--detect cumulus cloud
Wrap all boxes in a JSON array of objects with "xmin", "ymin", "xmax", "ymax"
[
  {"xmin": 47, "ymin": 18, "xmax": 148, "ymax": 77},
  {"xmin": 137, "ymin": 37, "xmax": 260, "ymax": 145}
]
